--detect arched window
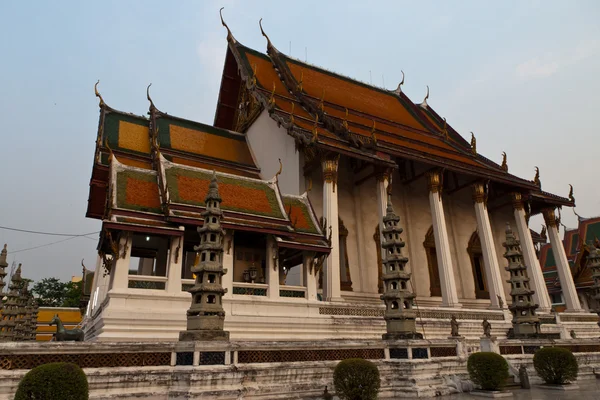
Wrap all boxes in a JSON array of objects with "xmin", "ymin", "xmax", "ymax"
[
  {"xmin": 468, "ymin": 231, "xmax": 488, "ymax": 299},
  {"xmin": 339, "ymin": 218, "xmax": 353, "ymax": 291},
  {"xmin": 423, "ymin": 226, "xmax": 442, "ymax": 297}
]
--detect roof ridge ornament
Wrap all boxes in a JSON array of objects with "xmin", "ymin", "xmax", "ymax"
[
  {"xmin": 296, "ymin": 72, "xmax": 303, "ymax": 92},
  {"xmin": 533, "ymin": 167, "xmax": 541, "ymax": 188},
  {"xmin": 289, "ymin": 102, "xmax": 295, "ymax": 126},
  {"xmin": 268, "ymin": 82, "xmax": 276, "ymax": 109},
  {"xmin": 147, "ymin": 83, "xmax": 156, "ymax": 112},
  {"xmin": 393, "ymin": 70, "xmax": 405, "ymax": 95},
  {"xmin": 275, "ymin": 159, "xmax": 283, "ymax": 181},
  {"xmin": 501, "ymin": 152, "xmax": 508, "ymax": 172},
  {"xmin": 420, "ymin": 85, "xmax": 429, "ymax": 108},
  {"xmin": 342, "ymin": 108, "xmax": 349, "ymax": 130},
  {"xmin": 312, "ymin": 114, "xmax": 319, "ymax": 143},
  {"xmin": 319, "ymin": 89, "xmax": 325, "ymax": 112},
  {"xmin": 259, "ymin": 18, "xmax": 276, "ymax": 54},
  {"xmin": 470, "ymin": 132, "xmax": 477, "ymax": 155},
  {"xmin": 441, "ymin": 118, "xmax": 449, "ymax": 139},
  {"xmin": 219, "ymin": 7, "xmax": 236, "ymax": 44},
  {"xmin": 371, "ymin": 120, "xmax": 377, "ymax": 144},
  {"xmin": 568, "ymin": 184, "xmax": 575, "ymax": 203},
  {"xmin": 94, "ymin": 80, "xmax": 105, "ymax": 108}
]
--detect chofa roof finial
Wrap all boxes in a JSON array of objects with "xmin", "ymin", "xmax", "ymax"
[
  {"xmin": 219, "ymin": 7, "xmax": 236, "ymax": 43},
  {"xmin": 147, "ymin": 83, "xmax": 156, "ymax": 111},
  {"xmin": 470, "ymin": 132, "xmax": 477, "ymax": 155},
  {"xmin": 394, "ymin": 70, "xmax": 405, "ymax": 95},
  {"xmin": 501, "ymin": 152, "xmax": 508, "ymax": 172},
  {"xmin": 533, "ymin": 166, "xmax": 541, "ymax": 188},
  {"xmin": 568, "ymin": 184, "xmax": 575, "ymax": 203},
  {"xmin": 420, "ymin": 85, "xmax": 429, "ymax": 108},
  {"xmin": 94, "ymin": 80, "xmax": 105, "ymax": 108},
  {"xmin": 275, "ymin": 159, "xmax": 283, "ymax": 181},
  {"xmin": 259, "ymin": 18, "xmax": 275, "ymax": 53}
]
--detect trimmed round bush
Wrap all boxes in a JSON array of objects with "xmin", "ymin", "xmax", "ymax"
[
  {"xmin": 533, "ymin": 347, "xmax": 578, "ymax": 385},
  {"xmin": 467, "ymin": 352, "xmax": 509, "ymax": 391},
  {"xmin": 15, "ymin": 362, "xmax": 88, "ymax": 400},
  {"xmin": 333, "ymin": 358, "xmax": 380, "ymax": 400}
]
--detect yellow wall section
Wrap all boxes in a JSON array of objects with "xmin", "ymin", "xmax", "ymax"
[
  {"xmin": 169, "ymin": 124, "xmax": 254, "ymax": 165},
  {"xmin": 118, "ymin": 121, "xmax": 151, "ymax": 154}
]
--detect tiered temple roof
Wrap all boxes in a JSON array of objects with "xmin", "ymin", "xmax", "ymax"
[
  {"xmin": 540, "ymin": 216, "xmax": 600, "ymax": 296},
  {"xmin": 213, "ymin": 13, "xmax": 573, "ymax": 214},
  {"xmin": 88, "ymin": 89, "xmax": 329, "ymax": 255}
]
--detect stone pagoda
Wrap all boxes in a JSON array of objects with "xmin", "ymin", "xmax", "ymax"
[
  {"xmin": 503, "ymin": 223, "xmax": 540, "ymax": 337},
  {"xmin": 587, "ymin": 243, "xmax": 600, "ymax": 315},
  {"xmin": 380, "ymin": 195, "xmax": 421, "ymax": 339},
  {"xmin": 0, "ymin": 264, "xmax": 22, "ymax": 341},
  {"xmin": 30, "ymin": 300, "xmax": 39, "ymax": 341},
  {"xmin": 14, "ymin": 279, "xmax": 30, "ymax": 341},
  {"xmin": 0, "ymin": 245, "xmax": 7, "ymax": 318},
  {"xmin": 179, "ymin": 172, "xmax": 229, "ymax": 341}
]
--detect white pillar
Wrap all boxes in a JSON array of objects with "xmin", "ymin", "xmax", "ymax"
[
  {"xmin": 109, "ymin": 233, "xmax": 132, "ymax": 291},
  {"xmin": 375, "ymin": 169, "xmax": 390, "ymax": 294},
  {"xmin": 166, "ymin": 234, "xmax": 184, "ymax": 294},
  {"xmin": 427, "ymin": 171, "xmax": 460, "ymax": 308},
  {"xmin": 303, "ymin": 252, "xmax": 318, "ymax": 301},
  {"xmin": 543, "ymin": 208, "xmax": 583, "ymax": 312},
  {"xmin": 511, "ymin": 193, "xmax": 552, "ymax": 312},
  {"xmin": 222, "ymin": 230, "xmax": 234, "ymax": 299},
  {"xmin": 473, "ymin": 184, "xmax": 505, "ymax": 309},
  {"xmin": 322, "ymin": 155, "xmax": 342, "ymax": 302},
  {"xmin": 266, "ymin": 235, "xmax": 280, "ymax": 300}
]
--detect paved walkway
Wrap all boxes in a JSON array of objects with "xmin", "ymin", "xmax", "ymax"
[{"xmin": 435, "ymin": 380, "xmax": 600, "ymax": 400}]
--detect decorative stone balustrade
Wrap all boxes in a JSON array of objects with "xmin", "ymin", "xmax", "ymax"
[{"xmin": 127, "ymin": 275, "xmax": 168, "ymax": 290}]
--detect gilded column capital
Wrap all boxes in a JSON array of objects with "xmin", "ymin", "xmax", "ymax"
[
  {"xmin": 511, "ymin": 192, "xmax": 524, "ymax": 211},
  {"xmin": 542, "ymin": 208, "xmax": 558, "ymax": 228},
  {"xmin": 427, "ymin": 170, "xmax": 442, "ymax": 194},
  {"xmin": 375, "ymin": 166, "xmax": 392, "ymax": 183},
  {"xmin": 321, "ymin": 154, "xmax": 340, "ymax": 185},
  {"xmin": 472, "ymin": 183, "xmax": 486, "ymax": 204}
]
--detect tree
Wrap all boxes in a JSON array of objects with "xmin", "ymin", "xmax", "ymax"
[
  {"xmin": 32, "ymin": 278, "xmax": 84, "ymax": 308},
  {"xmin": 63, "ymin": 281, "xmax": 83, "ymax": 308},
  {"xmin": 32, "ymin": 278, "xmax": 67, "ymax": 307}
]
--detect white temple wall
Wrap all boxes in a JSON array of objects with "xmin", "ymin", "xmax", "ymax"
[
  {"xmin": 356, "ymin": 176, "xmax": 380, "ymax": 294},
  {"xmin": 396, "ymin": 178, "xmax": 434, "ymax": 298},
  {"xmin": 337, "ymin": 158, "xmax": 362, "ymax": 293},
  {"xmin": 245, "ymin": 110, "xmax": 301, "ymax": 195},
  {"xmin": 444, "ymin": 189, "xmax": 479, "ymax": 301}
]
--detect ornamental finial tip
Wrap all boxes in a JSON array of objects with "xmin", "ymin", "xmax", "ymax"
[
  {"xmin": 259, "ymin": 18, "xmax": 273, "ymax": 50},
  {"xmin": 219, "ymin": 7, "xmax": 235, "ymax": 43},
  {"xmin": 94, "ymin": 80, "xmax": 105, "ymax": 107},
  {"xmin": 394, "ymin": 70, "xmax": 405, "ymax": 94},
  {"xmin": 146, "ymin": 83, "xmax": 155, "ymax": 111}
]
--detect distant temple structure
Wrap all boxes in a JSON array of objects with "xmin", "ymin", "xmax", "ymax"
[
  {"xmin": 82, "ymin": 14, "xmax": 598, "ymax": 341},
  {"xmin": 540, "ymin": 215, "xmax": 600, "ymax": 311}
]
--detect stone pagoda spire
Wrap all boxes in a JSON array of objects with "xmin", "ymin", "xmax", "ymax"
[
  {"xmin": 179, "ymin": 172, "xmax": 229, "ymax": 341},
  {"xmin": 380, "ymin": 194, "xmax": 421, "ymax": 339},
  {"xmin": 0, "ymin": 245, "xmax": 8, "ymax": 315},
  {"xmin": 503, "ymin": 223, "xmax": 540, "ymax": 337},
  {"xmin": 14, "ymin": 279, "xmax": 30, "ymax": 341},
  {"xmin": 30, "ymin": 299, "xmax": 39, "ymax": 341},
  {"xmin": 587, "ymin": 242, "xmax": 600, "ymax": 314},
  {"xmin": 22, "ymin": 295, "xmax": 34, "ymax": 341},
  {"xmin": 0, "ymin": 264, "xmax": 22, "ymax": 341}
]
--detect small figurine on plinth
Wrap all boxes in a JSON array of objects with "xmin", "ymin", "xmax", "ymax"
[
  {"xmin": 570, "ymin": 329, "xmax": 577, "ymax": 339},
  {"xmin": 482, "ymin": 318, "xmax": 492, "ymax": 338},
  {"xmin": 519, "ymin": 365, "xmax": 530, "ymax": 389},
  {"xmin": 497, "ymin": 295, "xmax": 504, "ymax": 309},
  {"xmin": 450, "ymin": 315, "xmax": 460, "ymax": 337}
]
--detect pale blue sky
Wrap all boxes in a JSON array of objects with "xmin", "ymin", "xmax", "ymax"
[{"xmin": 1, "ymin": 1, "xmax": 599, "ymax": 281}]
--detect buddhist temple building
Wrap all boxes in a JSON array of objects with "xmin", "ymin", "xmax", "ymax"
[
  {"xmin": 540, "ymin": 216, "xmax": 600, "ymax": 312},
  {"xmin": 83, "ymin": 14, "xmax": 598, "ymax": 341}
]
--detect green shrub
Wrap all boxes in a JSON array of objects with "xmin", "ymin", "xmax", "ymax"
[
  {"xmin": 533, "ymin": 347, "xmax": 578, "ymax": 385},
  {"xmin": 14, "ymin": 362, "xmax": 89, "ymax": 400},
  {"xmin": 333, "ymin": 358, "xmax": 380, "ymax": 400},
  {"xmin": 467, "ymin": 352, "xmax": 509, "ymax": 391}
]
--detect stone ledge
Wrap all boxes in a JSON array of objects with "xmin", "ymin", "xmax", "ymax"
[{"xmin": 470, "ymin": 390, "xmax": 513, "ymax": 398}]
